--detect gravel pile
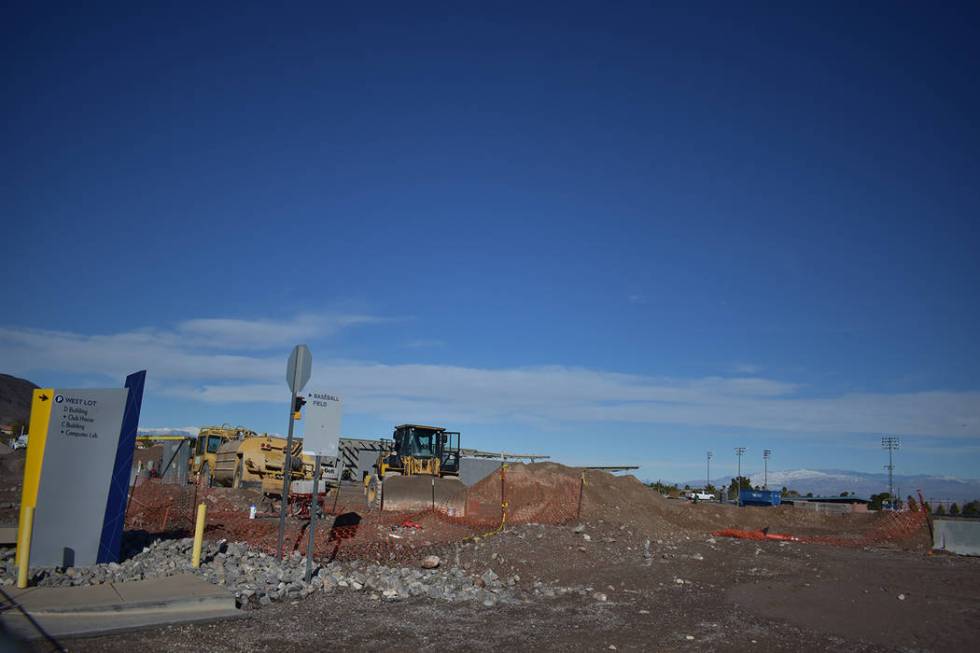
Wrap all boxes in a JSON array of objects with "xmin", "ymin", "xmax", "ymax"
[{"xmin": 0, "ymin": 537, "xmax": 592, "ymax": 610}]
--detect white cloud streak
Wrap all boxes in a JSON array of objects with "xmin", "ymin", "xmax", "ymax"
[
  {"xmin": 176, "ymin": 314, "xmax": 382, "ymax": 350},
  {"xmin": 2, "ymin": 317, "xmax": 978, "ymax": 438}
]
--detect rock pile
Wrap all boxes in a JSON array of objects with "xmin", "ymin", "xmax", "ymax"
[{"xmin": 0, "ymin": 538, "xmax": 590, "ymax": 610}]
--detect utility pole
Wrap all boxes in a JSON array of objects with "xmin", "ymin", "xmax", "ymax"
[
  {"xmin": 706, "ymin": 451, "xmax": 712, "ymax": 491},
  {"xmin": 735, "ymin": 447, "xmax": 746, "ymax": 506},
  {"xmin": 881, "ymin": 436, "xmax": 899, "ymax": 509},
  {"xmin": 763, "ymin": 449, "xmax": 771, "ymax": 490}
]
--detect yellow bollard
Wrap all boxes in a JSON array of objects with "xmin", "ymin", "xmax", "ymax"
[
  {"xmin": 191, "ymin": 503, "xmax": 207, "ymax": 568},
  {"xmin": 16, "ymin": 506, "xmax": 34, "ymax": 589}
]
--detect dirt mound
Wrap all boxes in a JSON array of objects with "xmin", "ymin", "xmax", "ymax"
[
  {"xmin": 464, "ymin": 462, "xmax": 684, "ymax": 539},
  {"xmin": 464, "ymin": 462, "xmax": 927, "ymax": 547},
  {"xmin": 466, "ymin": 462, "xmax": 582, "ymax": 525}
]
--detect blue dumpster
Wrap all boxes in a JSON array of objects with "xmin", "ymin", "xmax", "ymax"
[{"xmin": 739, "ymin": 489, "xmax": 782, "ymax": 506}]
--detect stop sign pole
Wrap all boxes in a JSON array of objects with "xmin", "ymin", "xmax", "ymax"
[{"xmin": 277, "ymin": 344, "xmax": 311, "ymax": 559}]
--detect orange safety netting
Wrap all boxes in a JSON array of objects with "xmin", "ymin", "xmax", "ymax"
[
  {"xmin": 125, "ymin": 466, "xmax": 931, "ymax": 563},
  {"xmin": 713, "ymin": 510, "xmax": 928, "ymax": 548},
  {"xmin": 124, "ymin": 464, "xmax": 586, "ymax": 562}
]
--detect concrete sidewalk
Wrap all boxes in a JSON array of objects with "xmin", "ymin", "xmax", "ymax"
[
  {"xmin": 0, "ymin": 574, "xmax": 241, "ymax": 641},
  {"xmin": 0, "ymin": 527, "xmax": 16, "ymax": 546}
]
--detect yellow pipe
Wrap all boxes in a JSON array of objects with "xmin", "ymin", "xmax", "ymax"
[
  {"xmin": 16, "ymin": 506, "xmax": 34, "ymax": 589},
  {"xmin": 191, "ymin": 503, "xmax": 207, "ymax": 568}
]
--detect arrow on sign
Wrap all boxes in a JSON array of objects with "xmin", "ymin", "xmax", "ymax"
[{"xmin": 39, "ymin": 393, "xmax": 49, "ymax": 401}]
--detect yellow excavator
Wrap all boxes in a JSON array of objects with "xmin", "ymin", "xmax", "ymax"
[{"xmin": 364, "ymin": 424, "xmax": 467, "ymax": 515}]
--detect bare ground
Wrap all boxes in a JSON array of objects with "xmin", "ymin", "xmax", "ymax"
[
  {"xmin": 4, "ymin": 462, "xmax": 978, "ymax": 651},
  {"xmin": 48, "ymin": 525, "xmax": 980, "ymax": 652}
]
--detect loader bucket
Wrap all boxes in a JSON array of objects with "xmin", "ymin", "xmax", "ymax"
[{"xmin": 382, "ymin": 475, "xmax": 467, "ymax": 517}]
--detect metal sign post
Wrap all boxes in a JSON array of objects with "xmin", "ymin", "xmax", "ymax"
[
  {"xmin": 304, "ymin": 455, "xmax": 322, "ymax": 583},
  {"xmin": 301, "ymin": 392, "xmax": 342, "ymax": 581},
  {"xmin": 277, "ymin": 345, "xmax": 311, "ymax": 559}
]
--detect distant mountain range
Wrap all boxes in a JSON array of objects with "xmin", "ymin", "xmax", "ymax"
[
  {"xmin": 0, "ymin": 373, "xmax": 37, "ymax": 429},
  {"xmin": 677, "ymin": 468, "xmax": 980, "ymax": 503}
]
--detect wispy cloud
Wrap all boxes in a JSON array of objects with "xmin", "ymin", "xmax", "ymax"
[
  {"xmin": 176, "ymin": 313, "xmax": 384, "ymax": 350},
  {"xmin": 2, "ymin": 317, "xmax": 978, "ymax": 439},
  {"xmin": 404, "ymin": 339, "xmax": 446, "ymax": 349}
]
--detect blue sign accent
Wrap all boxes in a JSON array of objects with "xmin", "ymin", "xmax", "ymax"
[{"xmin": 96, "ymin": 370, "xmax": 146, "ymax": 563}]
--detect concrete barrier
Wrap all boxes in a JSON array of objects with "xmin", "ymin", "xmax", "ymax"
[
  {"xmin": 933, "ymin": 517, "xmax": 980, "ymax": 556},
  {"xmin": 791, "ymin": 501, "xmax": 853, "ymax": 515}
]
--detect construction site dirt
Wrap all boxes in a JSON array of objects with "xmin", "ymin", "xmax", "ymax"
[
  {"xmin": 51, "ymin": 534, "xmax": 980, "ymax": 653},
  {"xmin": 5, "ymin": 460, "xmax": 980, "ymax": 651}
]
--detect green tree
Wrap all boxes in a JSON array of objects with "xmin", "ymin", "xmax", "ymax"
[
  {"xmin": 869, "ymin": 492, "xmax": 891, "ymax": 510},
  {"xmin": 923, "ymin": 501, "xmax": 932, "ymax": 513},
  {"xmin": 950, "ymin": 503, "xmax": 961, "ymax": 516},
  {"xmin": 840, "ymin": 491, "xmax": 850, "ymax": 497},
  {"xmin": 962, "ymin": 500, "xmax": 980, "ymax": 517},
  {"xmin": 935, "ymin": 504, "xmax": 947, "ymax": 516},
  {"xmin": 907, "ymin": 495, "xmax": 918, "ymax": 512},
  {"xmin": 647, "ymin": 480, "xmax": 679, "ymax": 496},
  {"xmin": 727, "ymin": 476, "xmax": 752, "ymax": 499}
]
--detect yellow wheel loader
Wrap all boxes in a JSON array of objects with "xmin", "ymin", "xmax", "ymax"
[{"xmin": 364, "ymin": 424, "xmax": 467, "ymax": 515}]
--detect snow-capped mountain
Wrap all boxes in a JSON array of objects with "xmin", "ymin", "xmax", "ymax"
[
  {"xmin": 678, "ymin": 468, "xmax": 980, "ymax": 503},
  {"xmin": 138, "ymin": 427, "xmax": 199, "ymax": 436}
]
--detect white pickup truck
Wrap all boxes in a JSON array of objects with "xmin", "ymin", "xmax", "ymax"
[{"xmin": 688, "ymin": 492, "xmax": 715, "ymax": 502}]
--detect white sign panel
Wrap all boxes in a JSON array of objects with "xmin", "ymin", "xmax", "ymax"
[{"xmin": 302, "ymin": 391, "xmax": 342, "ymax": 457}]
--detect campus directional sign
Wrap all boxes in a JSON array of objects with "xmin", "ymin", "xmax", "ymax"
[{"xmin": 19, "ymin": 371, "xmax": 146, "ymax": 568}]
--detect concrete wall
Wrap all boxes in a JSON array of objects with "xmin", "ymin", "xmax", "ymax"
[
  {"xmin": 459, "ymin": 458, "xmax": 503, "ymax": 486},
  {"xmin": 933, "ymin": 517, "xmax": 980, "ymax": 556},
  {"xmin": 790, "ymin": 501, "xmax": 853, "ymax": 515},
  {"xmin": 159, "ymin": 440, "xmax": 190, "ymax": 485}
]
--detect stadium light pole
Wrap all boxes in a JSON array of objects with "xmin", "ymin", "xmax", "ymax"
[
  {"xmin": 881, "ymin": 436, "xmax": 899, "ymax": 508},
  {"xmin": 735, "ymin": 447, "xmax": 746, "ymax": 506},
  {"xmin": 706, "ymin": 451, "xmax": 712, "ymax": 491},
  {"xmin": 763, "ymin": 449, "xmax": 771, "ymax": 490}
]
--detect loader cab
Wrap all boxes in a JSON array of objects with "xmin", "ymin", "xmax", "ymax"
[
  {"xmin": 195, "ymin": 432, "xmax": 226, "ymax": 456},
  {"xmin": 386, "ymin": 424, "xmax": 461, "ymax": 476}
]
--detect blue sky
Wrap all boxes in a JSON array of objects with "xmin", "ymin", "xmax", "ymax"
[{"xmin": 3, "ymin": 1, "xmax": 979, "ymax": 482}]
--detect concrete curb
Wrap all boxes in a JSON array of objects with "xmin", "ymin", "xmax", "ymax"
[{"xmin": 0, "ymin": 574, "xmax": 242, "ymax": 641}]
